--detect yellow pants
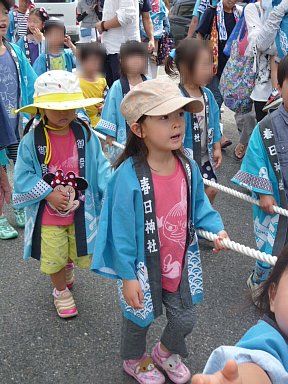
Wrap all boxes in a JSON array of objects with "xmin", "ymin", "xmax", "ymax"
[{"xmin": 40, "ymin": 224, "xmax": 91, "ymax": 275}]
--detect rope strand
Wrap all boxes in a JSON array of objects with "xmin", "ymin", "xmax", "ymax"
[{"xmin": 197, "ymin": 230, "xmax": 277, "ymax": 266}]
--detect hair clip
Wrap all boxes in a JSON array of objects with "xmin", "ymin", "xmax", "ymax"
[{"xmin": 169, "ymin": 49, "xmax": 176, "ymax": 60}]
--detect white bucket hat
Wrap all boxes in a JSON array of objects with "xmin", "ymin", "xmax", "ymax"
[{"xmin": 17, "ymin": 70, "xmax": 103, "ymax": 114}]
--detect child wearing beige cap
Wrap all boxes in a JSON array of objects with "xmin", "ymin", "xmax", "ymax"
[{"xmin": 91, "ymin": 78, "xmax": 229, "ymax": 384}]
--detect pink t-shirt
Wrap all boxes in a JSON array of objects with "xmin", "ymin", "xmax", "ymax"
[
  {"xmin": 42, "ymin": 129, "xmax": 79, "ymax": 226},
  {"xmin": 152, "ymin": 159, "xmax": 188, "ymax": 292}
]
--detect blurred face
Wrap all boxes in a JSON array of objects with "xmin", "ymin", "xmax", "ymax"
[
  {"xmin": 45, "ymin": 27, "xmax": 65, "ymax": 49},
  {"xmin": 80, "ymin": 55, "xmax": 103, "ymax": 76},
  {"xmin": 0, "ymin": 3, "xmax": 9, "ymax": 39},
  {"xmin": 28, "ymin": 14, "xmax": 44, "ymax": 34},
  {"xmin": 269, "ymin": 270, "xmax": 288, "ymax": 336},
  {"xmin": 44, "ymin": 109, "xmax": 76, "ymax": 128},
  {"xmin": 181, "ymin": 49, "xmax": 213, "ymax": 87},
  {"xmin": 19, "ymin": 0, "xmax": 30, "ymax": 11},
  {"xmin": 132, "ymin": 109, "xmax": 185, "ymax": 153},
  {"xmin": 279, "ymin": 79, "xmax": 288, "ymax": 111},
  {"xmin": 122, "ymin": 54, "xmax": 147, "ymax": 76},
  {"xmin": 223, "ymin": 0, "xmax": 237, "ymax": 11}
]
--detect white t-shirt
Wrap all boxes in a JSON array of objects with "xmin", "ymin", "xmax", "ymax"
[
  {"xmin": 245, "ymin": 3, "xmax": 273, "ymax": 102},
  {"xmin": 102, "ymin": 0, "xmax": 140, "ymax": 55}
]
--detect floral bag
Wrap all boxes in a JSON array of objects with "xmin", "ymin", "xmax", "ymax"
[{"xmin": 219, "ymin": 17, "xmax": 256, "ymax": 113}]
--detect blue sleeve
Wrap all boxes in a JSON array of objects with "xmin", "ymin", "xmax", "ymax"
[
  {"xmin": 96, "ymin": 82, "xmax": 119, "ymax": 138},
  {"xmin": 193, "ymin": 161, "xmax": 224, "ymax": 233},
  {"xmin": 193, "ymin": 0, "xmax": 201, "ymax": 17},
  {"xmin": 13, "ymin": 133, "xmax": 53, "ymax": 208},
  {"xmin": 33, "ymin": 54, "xmax": 46, "ymax": 76},
  {"xmin": 16, "ymin": 36, "xmax": 24, "ymax": 51},
  {"xmin": 6, "ymin": 12, "xmax": 14, "ymax": 42},
  {"xmin": 65, "ymin": 49, "xmax": 76, "ymax": 69},
  {"xmin": 111, "ymin": 171, "xmax": 138, "ymax": 280},
  {"xmin": 232, "ymin": 125, "xmax": 274, "ymax": 195},
  {"xmin": 20, "ymin": 51, "xmax": 37, "ymax": 105},
  {"xmin": 203, "ymin": 346, "xmax": 288, "ymax": 383},
  {"xmin": 90, "ymin": 131, "xmax": 111, "ymax": 199},
  {"xmin": 205, "ymin": 88, "xmax": 221, "ymax": 143}
]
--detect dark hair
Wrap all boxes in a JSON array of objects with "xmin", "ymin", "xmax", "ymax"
[
  {"xmin": 119, "ymin": 40, "xmax": 148, "ymax": 76},
  {"xmin": 23, "ymin": 114, "xmax": 91, "ymax": 141},
  {"xmin": 0, "ymin": 0, "xmax": 11, "ymax": 11},
  {"xmin": 114, "ymin": 115, "xmax": 183, "ymax": 169},
  {"xmin": 77, "ymin": 42, "xmax": 106, "ymax": 64},
  {"xmin": 277, "ymin": 55, "xmax": 288, "ymax": 87},
  {"xmin": 27, "ymin": 8, "xmax": 49, "ymax": 34},
  {"xmin": 165, "ymin": 38, "xmax": 212, "ymax": 79},
  {"xmin": 44, "ymin": 17, "xmax": 66, "ymax": 35},
  {"xmin": 256, "ymin": 244, "xmax": 288, "ymax": 320}
]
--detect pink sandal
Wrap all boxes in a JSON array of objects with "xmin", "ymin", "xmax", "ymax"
[
  {"xmin": 123, "ymin": 355, "xmax": 165, "ymax": 384},
  {"xmin": 151, "ymin": 343, "xmax": 191, "ymax": 384},
  {"xmin": 53, "ymin": 288, "xmax": 78, "ymax": 319},
  {"xmin": 65, "ymin": 262, "xmax": 75, "ymax": 290}
]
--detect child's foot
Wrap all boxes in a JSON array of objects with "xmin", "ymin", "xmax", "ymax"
[
  {"xmin": 65, "ymin": 262, "xmax": 75, "ymax": 289},
  {"xmin": 0, "ymin": 216, "xmax": 18, "ymax": 240},
  {"xmin": 263, "ymin": 89, "xmax": 282, "ymax": 112},
  {"xmin": 151, "ymin": 343, "xmax": 191, "ymax": 384},
  {"xmin": 53, "ymin": 287, "xmax": 78, "ymax": 318},
  {"xmin": 123, "ymin": 355, "xmax": 165, "ymax": 384},
  {"xmin": 14, "ymin": 208, "xmax": 25, "ymax": 228}
]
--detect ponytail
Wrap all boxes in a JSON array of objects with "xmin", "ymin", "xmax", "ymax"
[{"xmin": 165, "ymin": 53, "xmax": 178, "ymax": 78}]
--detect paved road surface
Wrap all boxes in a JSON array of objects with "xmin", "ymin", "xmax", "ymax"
[{"xmin": 0, "ymin": 109, "xmax": 259, "ymax": 383}]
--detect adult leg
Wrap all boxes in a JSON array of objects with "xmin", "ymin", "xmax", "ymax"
[
  {"xmin": 254, "ymin": 101, "xmax": 267, "ymax": 122},
  {"xmin": 207, "ymin": 76, "xmax": 232, "ymax": 148},
  {"xmin": 234, "ymin": 110, "xmax": 257, "ymax": 160},
  {"xmin": 105, "ymin": 53, "xmax": 120, "ymax": 88}
]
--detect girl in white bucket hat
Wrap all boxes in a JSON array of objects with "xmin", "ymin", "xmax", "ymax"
[{"xmin": 13, "ymin": 70, "xmax": 111, "ymax": 319}]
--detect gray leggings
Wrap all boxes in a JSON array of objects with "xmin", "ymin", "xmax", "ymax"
[{"xmin": 120, "ymin": 290, "xmax": 196, "ymax": 360}]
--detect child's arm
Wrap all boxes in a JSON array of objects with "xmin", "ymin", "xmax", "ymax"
[
  {"xmin": 90, "ymin": 131, "xmax": 112, "ymax": 198},
  {"xmin": 192, "ymin": 360, "xmax": 271, "ymax": 384},
  {"xmin": 213, "ymin": 142, "xmax": 222, "ymax": 170},
  {"xmin": 13, "ymin": 136, "xmax": 53, "ymax": 209}
]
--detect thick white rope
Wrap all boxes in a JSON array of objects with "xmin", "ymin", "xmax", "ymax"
[
  {"xmin": 203, "ymin": 178, "xmax": 288, "ymax": 218},
  {"xmin": 95, "ymin": 131, "xmax": 277, "ymax": 265},
  {"xmin": 197, "ymin": 230, "xmax": 277, "ymax": 266}
]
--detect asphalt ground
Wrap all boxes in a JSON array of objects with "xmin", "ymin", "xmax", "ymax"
[{"xmin": 0, "ymin": 109, "xmax": 260, "ymax": 384}]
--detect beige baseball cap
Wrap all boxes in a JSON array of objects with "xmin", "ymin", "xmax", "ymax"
[{"xmin": 120, "ymin": 78, "xmax": 203, "ymax": 127}]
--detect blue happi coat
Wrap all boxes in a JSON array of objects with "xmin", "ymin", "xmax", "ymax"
[
  {"xmin": 33, "ymin": 49, "xmax": 76, "ymax": 76},
  {"xmin": 13, "ymin": 124, "xmax": 111, "ymax": 261},
  {"xmin": 182, "ymin": 87, "xmax": 222, "ymax": 172},
  {"xmin": 91, "ymin": 156, "xmax": 224, "ymax": 327},
  {"xmin": 232, "ymin": 124, "xmax": 283, "ymax": 256},
  {"xmin": 204, "ymin": 317, "xmax": 288, "ymax": 382}
]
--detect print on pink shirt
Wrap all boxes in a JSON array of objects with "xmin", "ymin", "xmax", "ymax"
[
  {"xmin": 43, "ymin": 169, "xmax": 88, "ymax": 217},
  {"xmin": 157, "ymin": 179, "xmax": 187, "ymax": 280}
]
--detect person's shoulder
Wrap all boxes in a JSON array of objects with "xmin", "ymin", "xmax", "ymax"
[{"xmin": 244, "ymin": 2, "xmax": 259, "ymax": 15}]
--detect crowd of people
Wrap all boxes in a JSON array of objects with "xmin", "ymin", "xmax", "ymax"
[{"xmin": 1, "ymin": 0, "xmax": 288, "ymax": 383}]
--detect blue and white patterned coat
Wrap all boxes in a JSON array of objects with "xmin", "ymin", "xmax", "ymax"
[
  {"xmin": 232, "ymin": 124, "xmax": 283, "ymax": 256},
  {"xmin": 182, "ymin": 87, "xmax": 222, "ymax": 172},
  {"xmin": 91, "ymin": 156, "xmax": 224, "ymax": 327},
  {"xmin": 13, "ymin": 125, "xmax": 111, "ymax": 261}
]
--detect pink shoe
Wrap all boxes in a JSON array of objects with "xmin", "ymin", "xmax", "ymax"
[
  {"xmin": 65, "ymin": 262, "xmax": 75, "ymax": 289},
  {"xmin": 53, "ymin": 288, "xmax": 78, "ymax": 319},
  {"xmin": 123, "ymin": 355, "xmax": 165, "ymax": 384},
  {"xmin": 151, "ymin": 343, "xmax": 191, "ymax": 384}
]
